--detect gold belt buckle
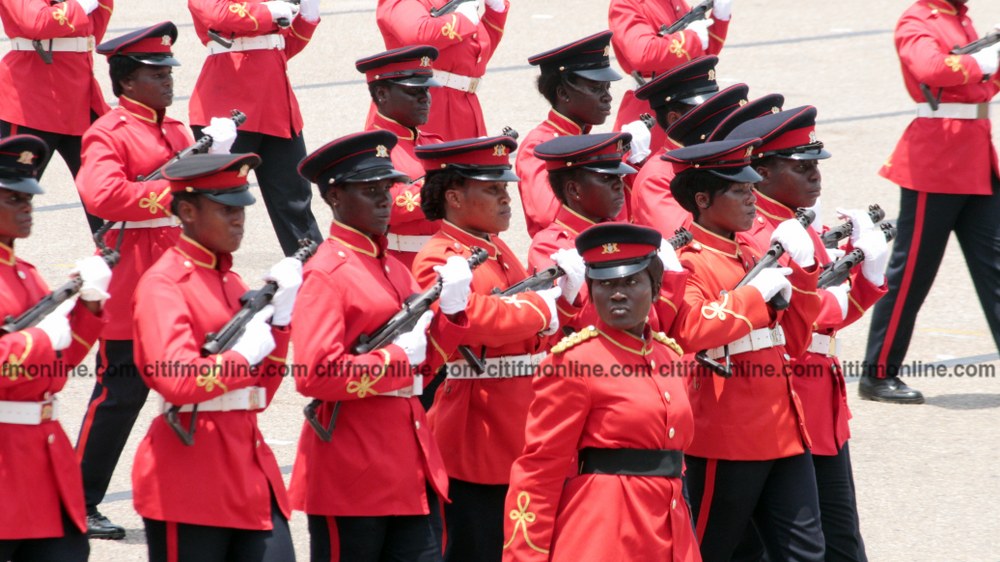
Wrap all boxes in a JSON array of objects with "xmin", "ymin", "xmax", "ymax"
[{"xmin": 40, "ymin": 401, "xmax": 54, "ymax": 422}]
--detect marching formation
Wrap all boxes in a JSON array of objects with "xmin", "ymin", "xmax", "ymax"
[{"xmin": 2, "ymin": 0, "xmax": 999, "ymax": 561}]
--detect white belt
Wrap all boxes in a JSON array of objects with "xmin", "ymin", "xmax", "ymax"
[
  {"xmin": 446, "ymin": 352, "xmax": 546, "ymax": 379},
  {"xmin": 806, "ymin": 333, "xmax": 840, "ymax": 357},
  {"xmin": 707, "ymin": 326, "xmax": 786, "ymax": 360},
  {"xmin": 386, "ymin": 233, "xmax": 433, "ymax": 253},
  {"xmin": 160, "ymin": 387, "xmax": 266, "ymax": 414},
  {"xmin": 0, "ymin": 398, "xmax": 58, "ymax": 425},
  {"xmin": 434, "ymin": 69, "xmax": 482, "ymax": 94},
  {"xmin": 382, "ymin": 375, "xmax": 423, "ymax": 397},
  {"xmin": 121, "ymin": 217, "xmax": 180, "ymax": 230},
  {"xmin": 207, "ymin": 34, "xmax": 285, "ymax": 55},
  {"xmin": 915, "ymin": 102, "xmax": 989, "ymax": 120},
  {"xmin": 8, "ymin": 36, "xmax": 94, "ymax": 53}
]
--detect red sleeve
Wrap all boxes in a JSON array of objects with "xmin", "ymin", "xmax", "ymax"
[
  {"xmin": 778, "ymin": 262, "xmax": 823, "ymax": 358},
  {"xmin": 1, "ymin": 0, "xmax": 90, "ymax": 38},
  {"xmin": 188, "ymin": 0, "xmax": 274, "ymax": 35},
  {"xmin": 515, "ymin": 139, "xmax": 560, "ymax": 237},
  {"xmin": 654, "ymin": 269, "xmax": 689, "ymax": 333},
  {"xmin": 284, "ymin": 14, "xmax": 318, "ymax": 59},
  {"xmin": 608, "ymin": 0, "xmax": 721, "ymax": 75},
  {"xmin": 390, "ymin": 179, "xmax": 426, "ymax": 228},
  {"xmin": 896, "ymin": 10, "xmax": 987, "ymax": 88},
  {"xmin": 92, "ymin": 1, "xmax": 113, "ymax": 41},
  {"xmin": 377, "ymin": 0, "xmax": 481, "ymax": 48},
  {"xmin": 480, "ymin": 1, "xmax": 509, "ymax": 56}
]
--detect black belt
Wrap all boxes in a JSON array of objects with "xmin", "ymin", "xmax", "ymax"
[{"xmin": 578, "ymin": 448, "xmax": 683, "ymax": 478}]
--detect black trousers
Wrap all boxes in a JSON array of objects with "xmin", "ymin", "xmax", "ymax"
[
  {"xmin": 686, "ymin": 452, "xmax": 825, "ymax": 562},
  {"xmin": 1, "ymin": 119, "xmax": 104, "ymax": 233},
  {"xmin": 191, "ymin": 126, "xmax": 321, "ymax": 256},
  {"xmin": 863, "ymin": 185, "xmax": 1000, "ymax": 378},
  {"xmin": 443, "ymin": 479, "xmax": 506, "ymax": 562},
  {"xmin": 307, "ymin": 488, "xmax": 442, "ymax": 562},
  {"xmin": 144, "ymin": 495, "xmax": 294, "ymax": 562},
  {"xmin": 0, "ymin": 510, "xmax": 88, "ymax": 562},
  {"xmin": 76, "ymin": 339, "xmax": 150, "ymax": 510}
]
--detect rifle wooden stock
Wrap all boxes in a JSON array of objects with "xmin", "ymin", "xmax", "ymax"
[
  {"xmin": 821, "ymin": 204, "xmax": 885, "ymax": 249},
  {"xmin": 818, "ymin": 222, "xmax": 896, "ymax": 289},
  {"xmin": 659, "ymin": 0, "xmax": 713, "ymax": 36}
]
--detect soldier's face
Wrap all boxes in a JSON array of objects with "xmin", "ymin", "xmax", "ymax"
[
  {"xmin": 696, "ymin": 182, "xmax": 757, "ymax": 236},
  {"xmin": 122, "ymin": 65, "xmax": 173, "ymax": 110},
  {"xmin": 591, "ymin": 270, "xmax": 653, "ymax": 337},
  {"xmin": 376, "ymin": 83, "xmax": 432, "ymax": 127},
  {"xmin": 445, "ymin": 179, "xmax": 512, "ymax": 237},
  {"xmin": 328, "ymin": 179, "xmax": 393, "ymax": 237},
  {"xmin": 754, "ymin": 158, "xmax": 822, "ymax": 210},
  {"xmin": 180, "ymin": 197, "xmax": 245, "ymax": 254},
  {"xmin": 566, "ymin": 170, "xmax": 625, "ymax": 221},
  {"xmin": 0, "ymin": 188, "xmax": 33, "ymax": 244},
  {"xmin": 558, "ymin": 76, "xmax": 614, "ymax": 126}
]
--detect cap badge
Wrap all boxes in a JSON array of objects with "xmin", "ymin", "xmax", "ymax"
[
  {"xmin": 601, "ymin": 243, "xmax": 620, "ymax": 255},
  {"xmin": 738, "ymin": 99, "xmax": 748, "ymax": 106},
  {"xmin": 420, "ymin": 56, "xmax": 431, "ymax": 67},
  {"xmin": 17, "ymin": 151, "xmax": 35, "ymax": 165},
  {"xmin": 238, "ymin": 164, "xmax": 250, "ymax": 178},
  {"xmin": 770, "ymin": 106, "xmax": 780, "ymax": 114},
  {"xmin": 161, "ymin": 35, "xmax": 172, "ymax": 46},
  {"xmin": 808, "ymin": 131, "xmax": 818, "ymax": 144},
  {"xmin": 744, "ymin": 147, "xmax": 754, "ymax": 158},
  {"xmin": 376, "ymin": 145, "xmax": 390, "ymax": 158},
  {"xmin": 602, "ymin": 45, "xmax": 611, "ymax": 57},
  {"xmin": 707, "ymin": 69, "xmax": 716, "ymax": 81},
  {"xmin": 493, "ymin": 144, "xmax": 508, "ymax": 157},
  {"xmin": 616, "ymin": 139, "xmax": 625, "ymax": 153}
]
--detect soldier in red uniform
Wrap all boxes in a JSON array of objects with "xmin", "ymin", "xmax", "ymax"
[
  {"xmin": 357, "ymin": 45, "xmax": 444, "ymax": 267},
  {"xmin": 412, "ymin": 135, "xmax": 581, "ymax": 562},
  {"xmin": 664, "ymin": 138, "xmax": 826, "ymax": 561},
  {"xmin": 375, "ymin": 0, "xmax": 509, "ymax": 141},
  {"xmin": 609, "ymin": 0, "xmax": 733, "ymax": 152},
  {"xmin": 862, "ymin": 0, "xmax": 1000, "ymax": 403},
  {"xmin": 188, "ymin": 0, "xmax": 323, "ymax": 256},
  {"xmin": 0, "ymin": 0, "xmax": 113, "ymax": 233},
  {"xmin": 0, "ymin": 135, "xmax": 109, "ymax": 561},
  {"xmin": 132, "ymin": 153, "xmax": 300, "ymax": 561},
  {"xmin": 73, "ymin": 22, "xmax": 236, "ymax": 540},
  {"xmin": 290, "ymin": 130, "xmax": 473, "ymax": 561},
  {"xmin": 517, "ymin": 31, "xmax": 627, "ymax": 236},
  {"xmin": 736, "ymin": 106, "xmax": 888, "ymax": 561},
  {"xmin": 502, "ymin": 223, "xmax": 699, "ymax": 562}
]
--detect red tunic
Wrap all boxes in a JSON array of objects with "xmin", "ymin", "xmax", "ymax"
[
  {"xmin": 630, "ymin": 142, "xmax": 693, "ymax": 237},
  {"xmin": 131, "ymin": 235, "xmax": 291, "ymax": 529},
  {"xmin": 412, "ymin": 220, "xmax": 575, "ymax": 484},
  {"xmin": 517, "ymin": 111, "xmax": 590, "ymax": 237},
  {"xmin": 608, "ymin": 0, "xmax": 729, "ymax": 153},
  {"xmin": 747, "ymin": 193, "xmax": 886, "ymax": 455},
  {"xmin": 0, "ymin": 0, "xmax": 111, "ymax": 135},
  {"xmin": 880, "ymin": 0, "xmax": 1000, "ymax": 194},
  {"xmin": 76, "ymin": 96, "xmax": 192, "ymax": 340},
  {"xmin": 188, "ymin": 0, "xmax": 319, "ymax": 137},
  {"xmin": 374, "ymin": 0, "xmax": 509, "ymax": 141},
  {"xmin": 368, "ymin": 111, "xmax": 444, "ymax": 268},
  {"xmin": 671, "ymin": 223, "xmax": 819, "ymax": 460},
  {"xmin": 288, "ymin": 221, "xmax": 466, "ymax": 516},
  {"xmin": 0, "ymin": 242, "xmax": 105, "ymax": 538},
  {"xmin": 502, "ymin": 322, "xmax": 699, "ymax": 562}
]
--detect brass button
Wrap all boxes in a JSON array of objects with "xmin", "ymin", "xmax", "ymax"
[
  {"xmin": 664, "ymin": 391, "xmax": 671, "ymax": 402},
  {"xmin": 671, "ymin": 498, "xmax": 677, "ymax": 509},
  {"xmin": 668, "ymin": 427, "xmax": 675, "ymax": 439}
]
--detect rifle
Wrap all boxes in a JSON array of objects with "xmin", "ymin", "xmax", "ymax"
[
  {"xmin": 659, "ymin": 0, "xmax": 713, "ymax": 36},
  {"xmin": 501, "ymin": 126, "xmax": 519, "ymax": 140},
  {"xmin": 430, "ymin": 0, "xmax": 477, "ymax": 17},
  {"xmin": 164, "ymin": 239, "xmax": 318, "ymax": 446},
  {"xmin": 817, "ymin": 222, "xmax": 896, "ymax": 289},
  {"xmin": 457, "ymin": 228, "xmax": 695, "ymax": 375},
  {"xmin": 1, "ymin": 231, "xmax": 120, "ymax": 335},
  {"xmin": 821, "ymin": 204, "xmax": 885, "ymax": 249},
  {"xmin": 694, "ymin": 208, "xmax": 814, "ymax": 378},
  {"xmin": 138, "ymin": 109, "xmax": 247, "ymax": 182},
  {"xmin": 303, "ymin": 247, "xmax": 489, "ymax": 442},
  {"xmin": 275, "ymin": 0, "xmax": 301, "ymax": 28},
  {"xmin": 918, "ymin": 31, "xmax": 1000, "ymax": 111}
]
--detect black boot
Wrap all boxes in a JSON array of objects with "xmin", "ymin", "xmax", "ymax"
[
  {"xmin": 87, "ymin": 509, "xmax": 126, "ymax": 540},
  {"xmin": 858, "ymin": 375, "xmax": 924, "ymax": 404}
]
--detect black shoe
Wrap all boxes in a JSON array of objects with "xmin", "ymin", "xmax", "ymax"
[
  {"xmin": 858, "ymin": 375, "xmax": 925, "ymax": 404},
  {"xmin": 87, "ymin": 510, "xmax": 125, "ymax": 540}
]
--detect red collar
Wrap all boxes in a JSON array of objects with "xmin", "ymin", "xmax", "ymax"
[
  {"xmin": 440, "ymin": 220, "xmax": 502, "ymax": 259},
  {"xmin": 595, "ymin": 319, "xmax": 655, "ymax": 357},
  {"xmin": 329, "ymin": 220, "xmax": 386, "ymax": 258},
  {"xmin": 552, "ymin": 205, "xmax": 599, "ymax": 236},
  {"xmin": 118, "ymin": 96, "xmax": 165, "ymax": 125},
  {"xmin": 0, "ymin": 241, "xmax": 14, "ymax": 266},
  {"xmin": 175, "ymin": 234, "xmax": 232, "ymax": 271},
  {"xmin": 925, "ymin": 1, "xmax": 963, "ymax": 17},
  {"xmin": 690, "ymin": 221, "xmax": 742, "ymax": 259},
  {"xmin": 754, "ymin": 190, "xmax": 797, "ymax": 223},
  {"xmin": 544, "ymin": 109, "xmax": 591, "ymax": 136},
  {"xmin": 371, "ymin": 111, "xmax": 420, "ymax": 142}
]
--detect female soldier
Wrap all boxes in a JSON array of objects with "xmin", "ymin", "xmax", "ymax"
[
  {"xmin": 290, "ymin": 130, "xmax": 473, "ymax": 561},
  {"xmin": 0, "ymin": 135, "xmax": 109, "ymax": 561},
  {"xmin": 412, "ymin": 135, "xmax": 582, "ymax": 562},
  {"xmin": 502, "ymin": 223, "xmax": 700, "ymax": 562}
]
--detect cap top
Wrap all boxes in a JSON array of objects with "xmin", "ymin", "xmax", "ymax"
[
  {"xmin": 356, "ymin": 45, "xmax": 441, "ymax": 86},
  {"xmin": 728, "ymin": 105, "xmax": 831, "ymax": 160},
  {"xmin": 665, "ymin": 83, "xmax": 749, "ymax": 147},
  {"xmin": 299, "ymin": 130, "xmax": 410, "ymax": 193},
  {"xmin": 97, "ymin": 21, "xmax": 179, "ymax": 66},
  {"xmin": 664, "ymin": 137, "xmax": 764, "ymax": 183},
  {"xmin": 534, "ymin": 132, "xmax": 637, "ymax": 174},
  {"xmin": 635, "ymin": 55, "xmax": 719, "ymax": 110},
  {"xmin": 575, "ymin": 223, "xmax": 662, "ymax": 280},
  {"xmin": 415, "ymin": 136, "xmax": 520, "ymax": 182},
  {"xmin": 528, "ymin": 31, "xmax": 622, "ymax": 82}
]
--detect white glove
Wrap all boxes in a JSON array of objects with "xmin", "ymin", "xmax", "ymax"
[
  {"xmin": 771, "ymin": 219, "xmax": 815, "ymax": 268},
  {"xmin": 855, "ymin": 230, "xmax": 890, "ymax": 286},
  {"xmin": 484, "ymin": 0, "xmax": 505, "ymax": 13},
  {"xmin": 825, "ymin": 283, "xmax": 850, "ymax": 321},
  {"xmin": 455, "ymin": 1, "xmax": 480, "ymax": 26},
  {"xmin": 686, "ymin": 18, "xmax": 713, "ymax": 50},
  {"xmin": 263, "ymin": 1, "xmax": 298, "ymax": 24},
  {"xmin": 231, "ymin": 306, "xmax": 277, "ymax": 365},
  {"xmin": 971, "ymin": 42, "xmax": 1000, "ymax": 76},
  {"xmin": 551, "ymin": 248, "xmax": 586, "ymax": 304},
  {"xmin": 36, "ymin": 298, "xmax": 76, "ymax": 352},
  {"xmin": 75, "ymin": 0, "xmax": 99, "ymax": 15},
  {"xmin": 299, "ymin": 0, "xmax": 320, "ymax": 22},
  {"xmin": 73, "ymin": 256, "xmax": 112, "ymax": 302},
  {"xmin": 836, "ymin": 208, "xmax": 876, "ymax": 245},
  {"xmin": 826, "ymin": 247, "xmax": 846, "ymax": 261},
  {"xmin": 204, "ymin": 117, "xmax": 238, "ymax": 155},
  {"xmin": 622, "ymin": 120, "xmax": 652, "ymax": 164},
  {"xmin": 263, "ymin": 257, "xmax": 303, "ymax": 326},
  {"xmin": 805, "ymin": 197, "xmax": 822, "ymax": 233},
  {"xmin": 434, "ymin": 256, "xmax": 473, "ymax": 315},
  {"xmin": 534, "ymin": 286, "xmax": 562, "ymax": 336},
  {"xmin": 747, "ymin": 267, "xmax": 792, "ymax": 304},
  {"xmin": 658, "ymin": 237, "xmax": 683, "ymax": 273},
  {"xmin": 392, "ymin": 310, "xmax": 433, "ymax": 366},
  {"xmin": 712, "ymin": 0, "xmax": 733, "ymax": 22}
]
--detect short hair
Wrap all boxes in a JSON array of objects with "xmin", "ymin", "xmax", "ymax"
[
  {"xmin": 546, "ymin": 167, "xmax": 582, "ymax": 205},
  {"xmin": 536, "ymin": 69, "xmax": 563, "ymax": 107},
  {"xmin": 108, "ymin": 56, "xmax": 144, "ymax": 98},
  {"xmin": 169, "ymin": 190, "xmax": 200, "ymax": 217},
  {"xmin": 669, "ymin": 168, "xmax": 733, "ymax": 219},
  {"xmin": 367, "ymin": 80, "xmax": 390, "ymax": 103},
  {"xmin": 654, "ymin": 100, "xmax": 697, "ymax": 131},
  {"xmin": 420, "ymin": 169, "xmax": 465, "ymax": 221}
]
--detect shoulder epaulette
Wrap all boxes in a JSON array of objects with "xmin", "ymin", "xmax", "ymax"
[
  {"xmin": 653, "ymin": 331, "xmax": 684, "ymax": 356},
  {"xmin": 551, "ymin": 325, "xmax": 599, "ymax": 355}
]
